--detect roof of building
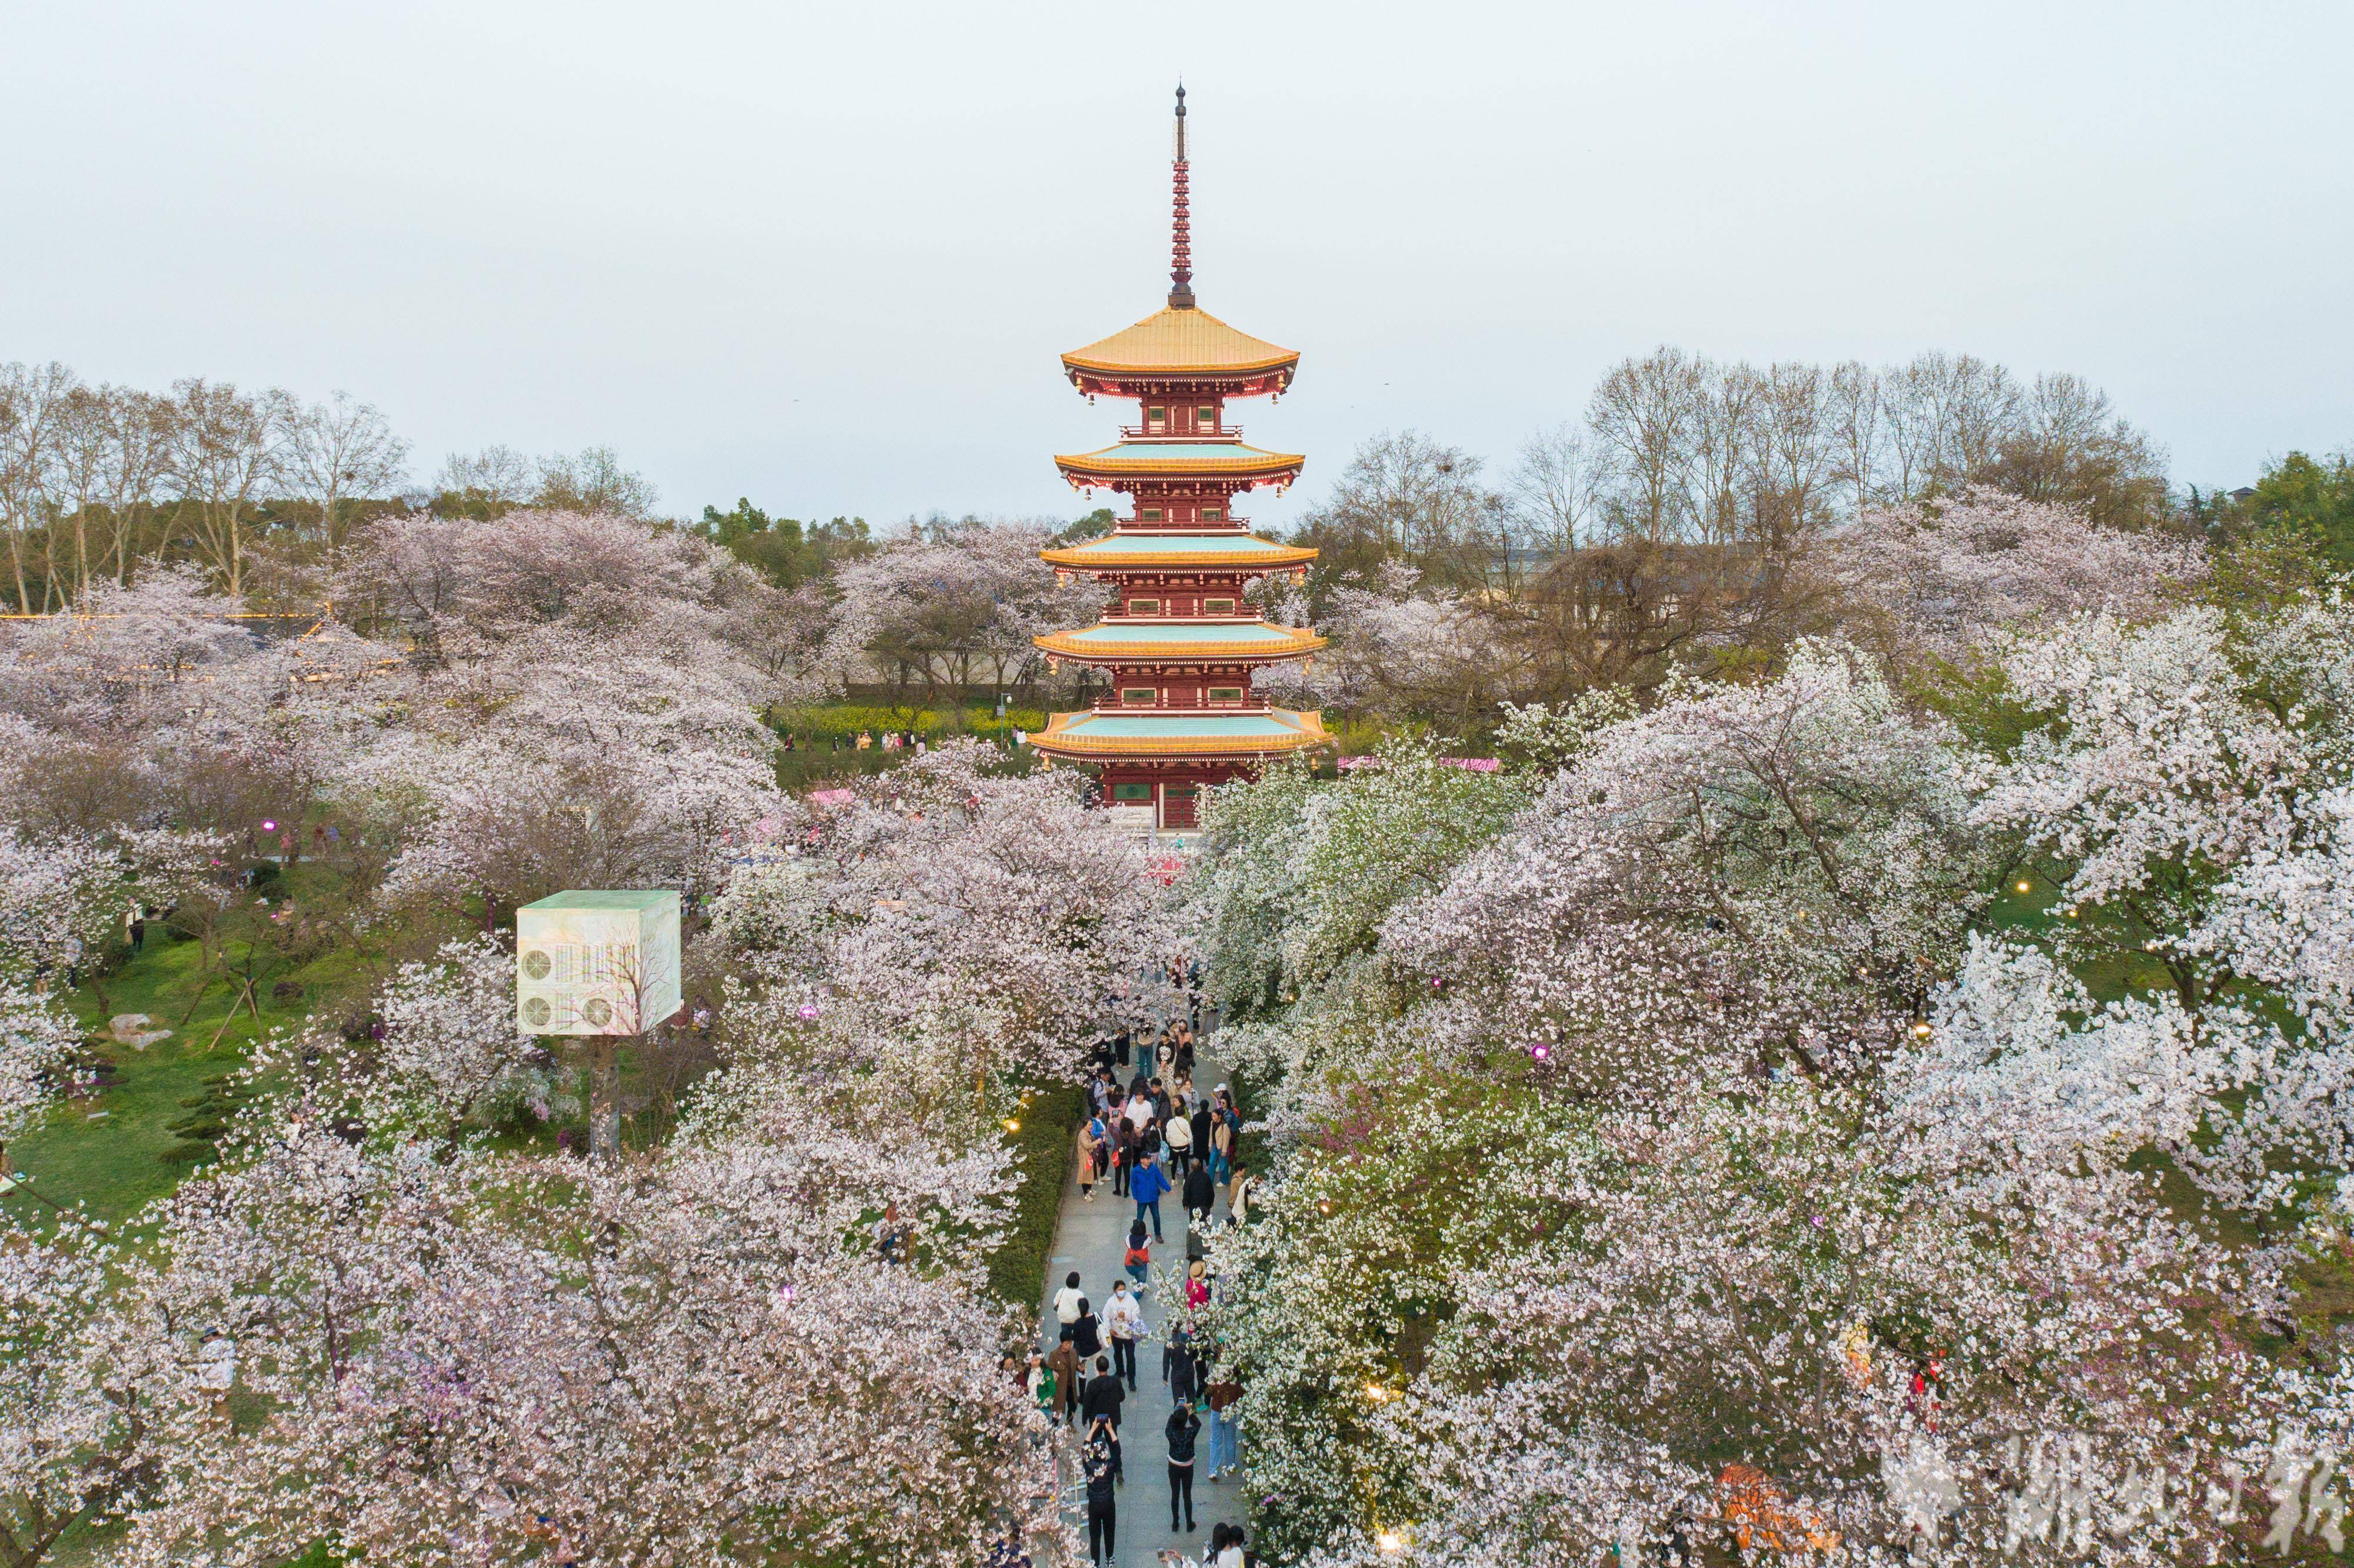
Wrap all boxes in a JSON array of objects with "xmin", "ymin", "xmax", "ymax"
[
  {"xmin": 1035, "ymin": 618, "xmax": 1326, "ymax": 662},
  {"xmin": 1061, "ymin": 306, "xmax": 1299, "ymax": 379},
  {"xmin": 1039, "ymin": 531, "xmax": 1317, "ymax": 571},
  {"xmin": 1030, "ymin": 706, "xmax": 1331, "ymax": 760},
  {"xmin": 1053, "ymin": 441, "xmax": 1305, "ymax": 485}
]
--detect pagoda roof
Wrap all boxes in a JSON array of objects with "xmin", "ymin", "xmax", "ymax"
[
  {"xmin": 1055, "ymin": 440, "xmax": 1305, "ymax": 488},
  {"xmin": 1035, "ymin": 618, "xmax": 1326, "ymax": 663},
  {"xmin": 1030, "ymin": 707, "xmax": 1331, "ymax": 760},
  {"xmin": 1040, "ymin": 531, "xmax": 1316, "ymax": 572},
  {"xmin": 1062, "ymin": 305, "xmax": 1299, "ymax": 382}
]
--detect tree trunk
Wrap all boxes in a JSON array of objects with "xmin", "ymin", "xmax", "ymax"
[{"xmin": 590, "ymin": 1037, "xmax": 622, "ymax": 1164}]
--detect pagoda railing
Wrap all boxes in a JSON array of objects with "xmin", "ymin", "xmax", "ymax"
[{"xmin": 1116, "ymin": 425, "xmax": 1241, "ymax": 441}]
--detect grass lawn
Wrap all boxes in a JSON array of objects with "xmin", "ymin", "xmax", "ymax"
[{"xmin": 5, "ymin": 924, "xmax": 358, "ymax": 1227}]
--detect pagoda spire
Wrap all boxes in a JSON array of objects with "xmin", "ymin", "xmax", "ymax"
[{"xmin": 1168, "ymin": 83, "xmax": 1195, "ymax": 310}]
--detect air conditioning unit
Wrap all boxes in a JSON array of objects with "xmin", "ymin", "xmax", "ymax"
[{"xmin": 515, "ymin": 890, "xmax": 683, "ymax": 1037}]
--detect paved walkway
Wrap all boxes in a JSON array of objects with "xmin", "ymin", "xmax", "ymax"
[{"xmin": 1035, "ymin": 1047, "xmax": 1241, "ymax": 1567}]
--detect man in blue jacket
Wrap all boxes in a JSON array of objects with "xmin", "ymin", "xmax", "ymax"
[{"xmin": 1129, "ymin": 1148, "xmax": 1171, "ymax": 1241}]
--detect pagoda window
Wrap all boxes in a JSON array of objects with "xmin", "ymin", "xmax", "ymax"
[
  {"xmin": 1203, "ymin": 597, "xmax": 1236, "ymax": 615},
  {"xmin": 1139, "ymin": 507, "xmax": 1164, "ymax": 522},
  {"xmin": 1197, "ymin": 405, "xmax": 1216, "ymax": 430},
  {"xmin": 1146, "ymin": 405, "xmax": 1167, "ymax": 434},
  {"xmin": 1128, "ymin": 598, "xmax": 1161, "ymax": 615},
  {"xmin": 1113, "ymin": 783, "xmax": 1155, "ymax": 803},
  {"xmin": 1121, "ymin": 687, "xmax": 1158, "ymax": 706},
  {"xmin": 1207, "ymin": 686, "xmax": 1245, "ymax": 704},
  {"xmin": 1201, "ymin": 506, "xmax": 1223, "ymax": 522}
]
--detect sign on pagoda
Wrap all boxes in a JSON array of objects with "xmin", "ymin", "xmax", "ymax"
[{"xmin": 1029, "ymin": 85, "xmax": 1329, "ymax": 835}]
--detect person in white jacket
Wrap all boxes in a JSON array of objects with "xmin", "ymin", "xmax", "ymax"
[
  {"xmin": 1105, "ymin": 1278, "xmax": 1148, "ymax": 1391},
  {"xmin": 1053, "ymin": 1270, "xmax": 1086, "ymax": 1343}
]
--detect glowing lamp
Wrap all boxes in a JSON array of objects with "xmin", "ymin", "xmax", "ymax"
[
  {"xmin": 260, "ymin": 818, "xmax": 278, "ymax": 833},
  {"xmin": 1530, "ymin": 1041, "xmax": 1552, "ymax": 1061},
  {"xmin": 2014, "ymin": 880, "xmax": 2032, "ymax": 894},
  {"xmin": 1377, "ymin": 1530, "xmax": 1407, "ymax": 1554},
  {"xmin": 1003, "ymin": 1118, "xmax": 1022, "ymax": 1134},
  {"xmin": 795, "ymin": 1002, "xmax": 820, "ymax": 1021},
  {"xmin": 1911, "ymin": 1021, "xmax": 1933, "ymax": 1038}
]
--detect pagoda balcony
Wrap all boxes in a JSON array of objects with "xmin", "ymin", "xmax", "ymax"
[
  {"xmin": 1118, "ymin": 424, "xmax": 1241, "ymax": 441},
  {"xmin": 1091, "ymin": 695, "xmax": 1272, "ymax": 714}
]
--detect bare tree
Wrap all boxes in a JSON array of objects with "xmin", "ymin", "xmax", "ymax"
[
  {"xmin": 1827, "ymin": 360, "xmax": 1886, "ymax": 516},
  {"xmin": 275, "ymin": 389, "xmax": 410, "ymax": 560},
  {"xmin": 1743, "ymin": 361, "xmax": 1836, "ymax": 550},
  {"xmin": 536, "ymin": 445, "xmax": 659, "ymax": 521},
  {"xmin": 0, "ymin": 362, "xmax": 78, "ymax": 611},
  {"xmin": 434, "ymin": 445, "xmax": 537, "ymax": 513},
  {"xmin": 100, "ymin": 388, "xmax": 173, "ymax": 585},
  {"xmin": 1680, "ymin": 359, "xmax": 1760, "ymax": 546},
  {"xmin": 164, "ymin": 378, "xmax": 278, "ymax": 597},
  {"xmin": 1586, "ymin": 347, "xmax": 1700, "ymax": 543},
  {"xmin": 1508, "ymin": 422, "xmax": 1604, "ymax": 554}
]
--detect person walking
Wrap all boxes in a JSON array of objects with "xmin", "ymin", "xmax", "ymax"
[
  {"xmin": 1165, "ymin": 1399, "xmax": 1202, "ymax": 1533},
  {"xmin": 1048, "ymin": 1336, "xmax": 1083, "ymax": 1429},
  {"xmin": 1112, "ymin": 1117, "xmax": 1138, "ymax": 1199},
  {"xmin": 1071, "ymin": 1299, "xmax": 1104, "ymax": 1367},
  {"xmin": 1163, "ymin": 1098, "xmax": 1193, "ymax": 1179},
  {"xmin": 1165, "ymin": 1320, "xmax": 1200, "ymax": 1407},
  {"xmin": 1204, "ymin": 1366, "xmax": 1242, "ymax": 1481},
  {"xmin": 1105, "ymin": 1279, "xmax": 1145, "ymax": 1391},
  {"xmin": 1130, "ymin": 1150, "xmax": 1171, "ymax": 1242},
  {"xmin": 1183, "ymin": 1156, "xmax": 1216, "ymax": 1230},
  {"xmin": 1053, "ymin": 1271, "xmax": 1085, "ymax": 1343},
  {"xmin": 1082, "ymin": 1355, "xmax": 1126, "ymax": 1479},
  {"xmin": 1076, "ymin": 1116, "xmax": 1103, "ymax": 1202},
  {"xmin": 1124, "ymin": 1220, "xmax": 1152, "ymax": 1291},
  {"xmin": 1082, "ymin": 1416, "xmax": 1119, "ymax": 1566},
  {"xmin": 1226, "ymin": 1164, "xmax": 1254, "ymax": 1227}
]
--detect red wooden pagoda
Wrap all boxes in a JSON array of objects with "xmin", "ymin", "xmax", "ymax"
[{"xmin": 1030, "ymin": 86, "xmax": 1328, "ymax": 834}]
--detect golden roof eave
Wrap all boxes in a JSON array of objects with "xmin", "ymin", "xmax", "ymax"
[
  {"xmin": 1033, "ymin": 624, "xmax": 1327, "ymax": 662},
  {"xmin": 1030, "ymin": 710, "xmax": 1332, "ymax": 760},
  {"xmin": 1038, "ymin": 540, "xmax": 1318, "ymax": 571}
]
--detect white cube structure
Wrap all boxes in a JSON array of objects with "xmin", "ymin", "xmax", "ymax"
[{"xmin": 516, "ymin": 890, "xmax": 682, "ymax": 1036}]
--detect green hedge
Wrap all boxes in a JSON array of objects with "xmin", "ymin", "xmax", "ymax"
[
  {"xmin": 772, "ymin": 703, "xmax": 1049, "ymax": 743},
  {"xmin": 984, "ymin": 1080, "xmax": 1086, "ymax": 1312}
]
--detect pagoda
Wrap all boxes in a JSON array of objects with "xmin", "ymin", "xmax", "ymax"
[{"xmin": 1030, "ymin": 86, "xmax": 1328, "ymax": 834}]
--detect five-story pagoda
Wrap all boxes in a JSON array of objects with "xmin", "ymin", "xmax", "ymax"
[{"xmin": 1030, "ymin": 86, "xmax": 1328, "ymax": 834}]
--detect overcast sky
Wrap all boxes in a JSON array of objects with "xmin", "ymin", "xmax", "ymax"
[{"xmin": 5, "ymin": 1, "xmax": 2349, "ymax": 532}]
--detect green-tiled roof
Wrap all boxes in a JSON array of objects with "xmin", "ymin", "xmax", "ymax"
[
  {"xmin": 1056, "ymin": 713, "xmax": 1308, "ymax": 739},
  {"xmin": 1061, "ymin": 532, "xmax": 1294, "ymax": 556}
]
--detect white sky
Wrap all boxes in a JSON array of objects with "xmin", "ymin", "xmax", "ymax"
[{"xmin": 4, "ymin": 1, "xmax": 2349, "ymax": 532}]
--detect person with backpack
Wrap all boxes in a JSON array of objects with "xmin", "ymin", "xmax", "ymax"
[
  {"xmin": 1105, "ymin": 1279, "xmax": 1145, "ymax": 1390},
  {"xmin": 1082, "ymin": 1417, "xmax": 1119, "ymax": 1565},
  {"xmin": 1130, "ymin": 1150, "xmax": 1172, "ymax": 1241},
  {"xmin": 1070, "ymin": 1299, "xmax": 1104, "ymax": 1366},
  {"xmin": 1165, "ymin": 1399, "xmax": 1202, "ymax": 1532},
  {"xmin": 1124, "ymin": 1218, "xmax": 1152, "ymax": 1287},
  {"xmin": 1053, "ymin": 1271, "xmax": 1085, "ymax": 1343}
]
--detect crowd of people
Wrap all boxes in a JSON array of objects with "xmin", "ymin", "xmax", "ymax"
[{"xmin": 1026, "ymin": 1009, "xmax": 1259, "ymax": 1567}]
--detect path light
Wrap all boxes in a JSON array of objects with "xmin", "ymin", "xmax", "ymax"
[
  {"xmin": 2015, "ymin": 880, "xmax": 2033, "ymax": 894},
  {"xmin": 1004, "ymin": 1117, "xmax": 1022, "ymax": 1135},
  {"xmin": 1529, "ymin": 1041, "xmax": 1552, "ymax": 1062},
  {"xmin": 261, "ymin": 818, "xmax": 278, "ymax": 833},
  {"xmin": 1912, "ymin": 1022, "xmax": 1933, "ymax": 1038},
  {"xmin": 1377, "ymin": 1529, "xmax": 1407, "ymax": 1554},
  {"xmin": 794, "ymin": 1002, "xmax": 819, "ymax": 1022}
]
